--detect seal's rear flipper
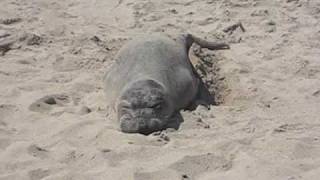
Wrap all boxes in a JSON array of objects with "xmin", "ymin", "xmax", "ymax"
[
  {"xmin": 178, "ymin": 33, "xmax": 226, "ymax": 111},
  {"xmin": 179, "ymin": 33, "xmax": 230, "ymax": 52}
]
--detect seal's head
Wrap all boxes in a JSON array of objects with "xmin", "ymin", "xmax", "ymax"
[{"xmin": 117, "ymin": 79, "xmax": 173, "ymax": 135}]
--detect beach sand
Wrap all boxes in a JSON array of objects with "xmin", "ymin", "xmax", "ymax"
[{"xmin": 0, "ymin": 0, "xmax": 320, "ymax": 179}]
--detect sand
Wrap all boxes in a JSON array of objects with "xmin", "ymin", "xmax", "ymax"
[{"xmin": 0, "ymin": 0, "xmax": 320, "ymax": 179}]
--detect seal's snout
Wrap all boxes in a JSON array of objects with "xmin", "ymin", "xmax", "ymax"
[
  {"xmin": 120, "ymin": 116, "xmax": 163, "ymax": 135},
  {"xmin": 120, "ymin": 116, "xmax": 144, "ymax": 133}
]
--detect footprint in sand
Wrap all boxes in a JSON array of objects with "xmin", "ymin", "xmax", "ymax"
[
  {"xmin": 292, "ymin": 140, "xmax": 320, "ymax": 160},
  {"xmin": 28, "ymin": 94, "xmax": 70, "ymax": 113},
  {"xmin": 0, "ymin": 104, "xmax": 18, "ymax": 120},
  {"xmin": 131, "ymin": 1, "xmax": 158, "ymax": 28},
  {"xmin": 0, "ymin": 32, "xmax": 43, "ymax": 56},
  {"xmin": 53, "ymin": 55, "xmax": 106, "ymax": 72},
  {"xmin": 0, "ymin": 138, "xmax": 11, "ymax": 150},
  {"xmin": 273, "ymin": 123, "xmax": 320, "ymax": 134},
  {"xmin": 134, "ymin": 169, "xmax": 181, "ymax": 180},
  {"xmin": 169, "ymin": 153, "xmax": 232, "ymax": 179},
  {"xmin": 52, "ymin": 55, "xmax": 81, "ymax": 72},
  {"xmin": 27, "ymin": 144, "xmax": 49, "ymax": 159},
  {"xmin": 28, "ymin": 168, "xmax": 50, "ymax": 180},
  {"xmin": 0, "ymin": 18, "xmax": 22, "ymax": 25},
  {"xmin": 135, "ymin": 153, "xmax": 233, "ymax": 180}
]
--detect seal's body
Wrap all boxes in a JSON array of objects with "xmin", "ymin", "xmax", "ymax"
[{"xmin": 104, "ymin": 34, "xmax": 229, "ymax": 134}]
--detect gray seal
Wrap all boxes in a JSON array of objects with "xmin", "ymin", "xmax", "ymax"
[{"xmin": 104, "ymin": 34, "xmax": 229, "ymax": 134}]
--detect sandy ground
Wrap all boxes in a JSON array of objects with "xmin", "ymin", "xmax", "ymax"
[{"xmin": 1, "ymin": 0, "xmax": 320, "ymax": 179}]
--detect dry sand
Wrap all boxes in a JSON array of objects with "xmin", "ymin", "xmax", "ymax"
[{"xmin": 1, "ymin": 0, "xmax": 320, "ymax": 179}]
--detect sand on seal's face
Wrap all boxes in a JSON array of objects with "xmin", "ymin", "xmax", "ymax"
[{"xmin": 1, "ymin": 0, "xmax": 320, "ymax": 179}]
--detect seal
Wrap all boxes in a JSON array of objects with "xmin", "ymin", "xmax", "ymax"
[{"xmin": 104, "ymin": 34, "xmax": 229, "ymax": 134}]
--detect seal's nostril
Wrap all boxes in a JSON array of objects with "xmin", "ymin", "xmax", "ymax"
[{"xmin": 138, "ymin": 118, "xmax": 147, "ymax": 129}]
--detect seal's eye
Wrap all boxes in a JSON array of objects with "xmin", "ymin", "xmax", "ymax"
[
  {"xmin": 150, "ymin": 103, "xmax": 161, "ymax": 110},
  {"xmin": 119, "ymin": 101, "xmax": 132, "ymax": 109},
  {"xmin": 122, "ymin": 104, "xmax": 131, "ymax": 109}
]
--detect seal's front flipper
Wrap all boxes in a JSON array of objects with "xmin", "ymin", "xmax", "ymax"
[
  {"xmin": 166, "ymin": 112, "xmax": 184, "ymax": 130},
  {"xmin": 184, "ymin": 79, "xmax": 215, "ymax": 111},
  {"xmin": 195, "ymin": 79, "xmax": 216, "ymax": 110},
  {"xmin": 184, "ymin": 102, "xmax": 197, "ymax": 111}
]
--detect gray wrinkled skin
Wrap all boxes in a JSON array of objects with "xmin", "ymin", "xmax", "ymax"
[
  {"xmin": 104, "ymin": 34, "xmax": 222, "ymax": 134},
  {"xmin": 117, "ymin": 80, "xmax": 174, "ymax": 134}
]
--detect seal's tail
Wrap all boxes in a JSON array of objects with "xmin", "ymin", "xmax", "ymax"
[{"xmin": 182, "ymin": 33, "xmax": 230, "ymax": 52}]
